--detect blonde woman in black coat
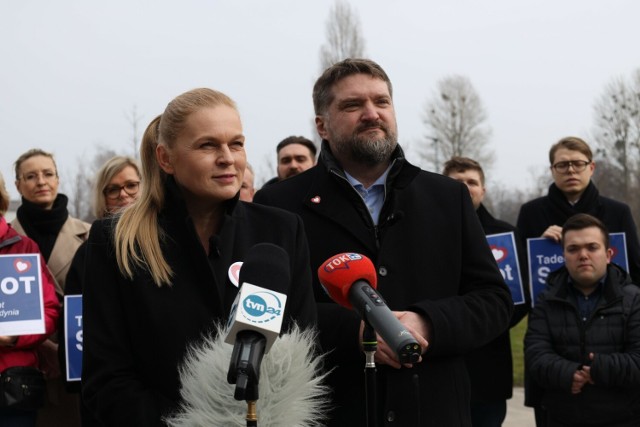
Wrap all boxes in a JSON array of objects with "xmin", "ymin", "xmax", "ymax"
[{"xmin": 81, "ymin": 89, "xmax": 317, "ymax": 426}]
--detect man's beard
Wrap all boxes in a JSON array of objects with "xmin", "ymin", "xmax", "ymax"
[{"xmin": 331, "ymin": 121, "xmax": 398, "ymax": 167}]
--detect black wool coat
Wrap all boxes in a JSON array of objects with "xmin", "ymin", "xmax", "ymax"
[
  {"xmin": 466, "ymin": 205, "xmax": 530, "ymax": 404},
  {"xmin": 516, "ymin": 182, "xmax": 640, "ymax": 284},
  {"xmin": 81, "ymin": 185, "xmax": 316, "ymax": 427},
  {"xmin": 254, "ymin": 143, "xmax": 513, "ymax": 427}
]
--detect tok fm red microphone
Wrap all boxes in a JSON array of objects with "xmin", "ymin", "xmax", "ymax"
[{"xmin": 318, "ymin": 253, "xmax": 421, "ymax": 364}]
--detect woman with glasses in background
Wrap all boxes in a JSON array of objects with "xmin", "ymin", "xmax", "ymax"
[
  {"xmin": 64, "ymin": 155, "xmax": 141, "ymax": 298},
  {"xmin": 94, "ymin": 156, "xmax": 141, "ymax": 219},
  {"xmin": 59, "ymin": 155, "xmax": 141, "ymax": 425},
  {"xmin": 11, "ymin": 149, "xmax": 91, "ymax": 427}
]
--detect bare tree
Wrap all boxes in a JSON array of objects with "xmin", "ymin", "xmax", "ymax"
[
  {"xmin": 591, "ymin": 69, "xmax": 640, "ymax": 200},
  {"xmin": 65, "ymin": 145, "xmax": 119, "ymax": 221},
  {"xmin": 67, "ymin": 161, "xmax": 93, "ymax": 222},
  {"xmin": 125, "ymin": 105, "xmax": 143, "ymax": 160},
  {"xmin": 319, "ymin": 0, "xmax": 366, "ymax": 71},
  {"xmin": 421, "ymin": 75, "xmax": 494, "ymax": 173},
  {"xmin": 485, "ymin": 184, "xmax": 529, "ymax": 226},
  {"xmin": 486, "ymin": 165, "xmax": 549, "ymax": 225},
  {"xmin": 526, "ymin": 164, "xmax": 553, "ymax": 198},
  {"xmin": 254, "ymin": 152, "xmax": 276, "ymax": 189},
  {"xmin": 591, "ymin": 148, "xmax": 627, "ymax": 202}
]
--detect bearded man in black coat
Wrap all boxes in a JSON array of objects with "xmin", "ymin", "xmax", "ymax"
[
  {"xmin": 254, "ymin": 58, "xmax": 513, "ymax": 427},
  {"xmin": 444, "ymin": 156, "xmax": 530, "ymax": 427}
]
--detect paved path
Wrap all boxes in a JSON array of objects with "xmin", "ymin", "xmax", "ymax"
[{"xmin": 504, "ymin": 387, "xmax": 535, "ymax": 427}]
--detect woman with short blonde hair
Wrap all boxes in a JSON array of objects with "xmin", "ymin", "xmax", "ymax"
[{"xmin": 11, "ymin": 148, "xmax": 90, "ymax": 427}]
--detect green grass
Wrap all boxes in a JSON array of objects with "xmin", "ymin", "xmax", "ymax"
[{"xmin": 510, "ymin": 315, "xmax": 528, "ymax": 387}]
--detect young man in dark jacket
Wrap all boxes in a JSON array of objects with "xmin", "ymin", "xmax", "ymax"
[
  {"xmin": 524, "ymin": 213, "xmax": 640, "ymax": 427},
  {"xmin": 255, "ymin": 58, "xmax": 513, "ymax": 426},
  {"xmin": 516, "ymin": 136, "xmax": 640, "ymax": 284},
  {"xmin": 444, "ymin": 156, "xmax": 529, "ymax": 427}
]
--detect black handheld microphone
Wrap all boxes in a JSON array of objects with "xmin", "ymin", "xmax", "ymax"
[{"xmin": 227, "ymin": 243, "xmax": 290, "ymax": 401}]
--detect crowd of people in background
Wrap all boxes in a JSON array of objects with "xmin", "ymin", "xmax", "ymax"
[{"xmin": 1, "ymin": 57, "xmax": 639, "ymax": 427}]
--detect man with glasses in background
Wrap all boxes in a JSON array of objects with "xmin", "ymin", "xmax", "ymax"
[{"xmin": 516, "ymin": 136, "xmax": 640, "ymax": 426}]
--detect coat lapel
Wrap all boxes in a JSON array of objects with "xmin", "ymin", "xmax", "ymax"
[
  {"xmin": 10, "ymin": 219, "xmax": 25, "ymax": 236},
  {"xmin": 48, "ymin": 217, "xmax": 90, "ymax": 294},
  {"xmin": 302, "ymin": 169, "xmax": 378, "ymax": 252}
]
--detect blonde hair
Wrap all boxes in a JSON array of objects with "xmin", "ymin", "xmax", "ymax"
[
  {"xmin": 115, "ymin": 88, "xmax": 237, "ymax": 286},
  {"xmin": 14, "ymin": 148, "xmax": 58, "ymax": 180},
  {"xmin": 93, "ymin": 156, "xmax": 141, "ymax": 218},
  {"xmin": 549, "ymin": 136, "xmax": 593, "ymax": 165},
  {"xmin": 0, "ymin": 171, "xmax": 9, "ymax": 215}
]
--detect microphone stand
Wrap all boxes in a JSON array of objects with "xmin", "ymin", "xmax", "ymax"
[
  {"xmin": 362, "ymin": 322, "xmax": 378, "ymax": 427},
  {"xmin": 228, "ymin": 331, "xmax": 266, "ymax": 427}
]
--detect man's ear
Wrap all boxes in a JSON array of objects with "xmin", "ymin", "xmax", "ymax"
[
  {"xmin": 606, "ymin": 247, "xmax": 614, "ymax": 263},
  {"xmin": 315, "ymin": 115, "xmax": 328, "ymax": 140},
  {"xmin": 156, "ymin": 144, "xmax": 174, "ymax": 174}
]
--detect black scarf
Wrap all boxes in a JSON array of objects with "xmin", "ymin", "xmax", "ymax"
[
  {"xmin": 546, "ymin": 181, "xmax": 602, "ymax": 223},
  {"xmin": 16, "ymin": 194, "xmax": 69, "ymax": 262}
]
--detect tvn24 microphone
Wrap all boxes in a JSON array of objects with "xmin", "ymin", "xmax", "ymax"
[
  {"xmin": 318, "ymin": 252, "xmax": 422, "ymax": 364},
  {"xmin": 226, "ymin": 243, "xmax": 289, "ymax": 401}
]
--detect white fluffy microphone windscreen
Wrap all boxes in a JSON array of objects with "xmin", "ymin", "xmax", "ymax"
[{"xmin": 165, "ymin": 323, "xmax": 330, "ymax": 427}]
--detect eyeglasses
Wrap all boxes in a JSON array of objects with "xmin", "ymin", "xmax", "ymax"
[
  {"xmin": 551, "ymin": 160, "xmax": 591, "ymax": 173},
  {"xmin": 103, "ymin": 181, "xmax": 140, "ymax": 200},
  {"xmin": 21, "ymin": 170, "xmax": 57, "ymax": 183}
]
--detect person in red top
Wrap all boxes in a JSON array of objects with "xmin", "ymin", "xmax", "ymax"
[{"xmin": 0, "ymin": 171, "xmax": 59, "ymax": 426}]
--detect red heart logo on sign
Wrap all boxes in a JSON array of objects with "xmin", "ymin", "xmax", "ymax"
[
  {"xmin": 14, "ymin": 259, "xmax": 32, "ymax": 273},
  {"xmin": 490, "ymin": 246, "xmax": 508, "ymax": 263}
]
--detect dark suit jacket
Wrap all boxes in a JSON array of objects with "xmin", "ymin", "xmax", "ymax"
[{"xmin": 255, "ymin": 143, "xmax": 513, "ymax": 426}]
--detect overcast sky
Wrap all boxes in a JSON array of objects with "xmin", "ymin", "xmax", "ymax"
[{"xmin": 2, "ymin": 0, "xmax": 639, "ymax": 201}]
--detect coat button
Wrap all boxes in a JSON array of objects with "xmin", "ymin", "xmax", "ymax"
[
  {"xmin": 379, "ymin": 266, "xmax": 388, "ymax": 276},
  {"xmin": 387, "ymin": 410, "xmax": 395, "ymax": 422}
]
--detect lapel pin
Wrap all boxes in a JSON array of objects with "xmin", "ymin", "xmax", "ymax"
[{"xmin": 228, "ymin": 261, "xmax": 242, "ymax": 287}]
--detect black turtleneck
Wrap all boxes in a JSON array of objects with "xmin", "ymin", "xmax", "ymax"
[{"xmin": 16, "ymin": 194, "xmax": 69, "ymax": 261}]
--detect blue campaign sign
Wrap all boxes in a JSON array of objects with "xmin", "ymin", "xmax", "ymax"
[
  {"xmin": 486, "ymin": 232, "xmax": 525, "ymax": 305},
  {"xmin": 0, "ymin": 253, "xmax": 45, "ymax": 336},
  {"xmin": 64, "ymin": 295, "xmax": 83, "ymax": 382},
  {"xmin": 609, "ymin": 232, "xmax": 629, "ymax": 272},
  {"xmin": 527, "ymin": 232, "xmax": 629, "ymax": 306},
  {"xmin": 527, "ymin": 238, "xmax": 564, "ymax": 307}
]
